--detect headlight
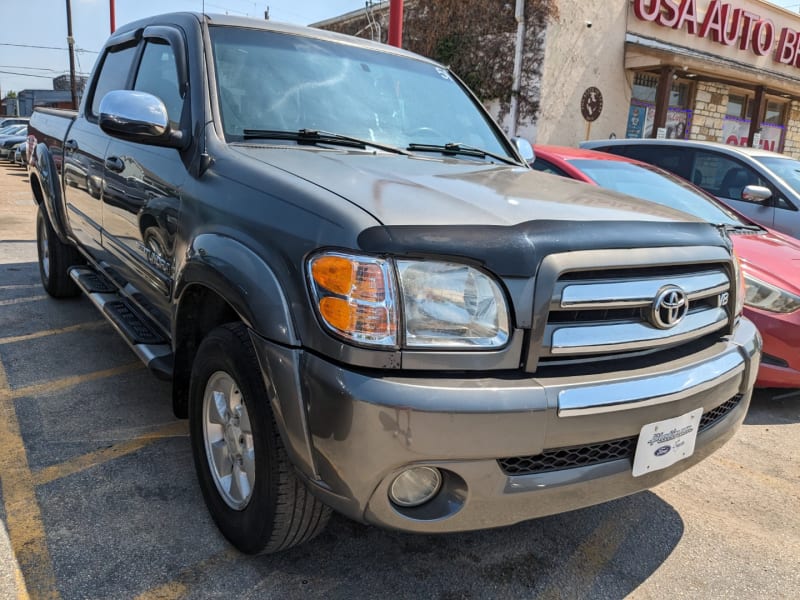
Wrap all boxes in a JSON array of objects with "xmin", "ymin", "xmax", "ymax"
[
  {"xmin": 307, "ymin": 253, "xmax": 510, "ymax": 349},
  {"xmin": 744, "ymin": 274, "xmax": 800, "ymax": 313},
  {"xmin": 732, "ymin": 251, "xmax": 745, "ymax": 318},
  {"xmin": 397, "ymin": 260, "xmax": 509, "ymax": 348}
]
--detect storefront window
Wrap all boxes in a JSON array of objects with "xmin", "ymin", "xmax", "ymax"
[
  {"xmin": 727, "ymin": 94, "xmax": 747, "ymax": 118},
  {"xmin": 628, "ymin": 72, "xmax": 692, "ymax": 139},
  {"xmin": 765, "ymin": 101, "xmax": 785, "ymax": 126}
]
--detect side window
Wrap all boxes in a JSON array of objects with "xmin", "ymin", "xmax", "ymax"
[
  {"xmin": 90, "ymin": 44, "xmax": 138, "ymax": 118},
  {"xmin": 624, "ymin": 146, "xmax": 693, "ymax": 180},
  {"xmin": 532, "ymin": 158, "xmax": 569, "ymax": 177},
  {"xmin": 693, "ymin": 151, "xmax": 762, "ymax": 202},
  {"xmin": 134, "ymin": 40, "xmax": 183, "ymax": 129}
]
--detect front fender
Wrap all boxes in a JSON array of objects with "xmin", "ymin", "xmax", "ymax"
[
  {"xmin": 32, "ymin": 142, "xmax": 70, "ymax": 242},
  {"xmin": 175, "ymin": 233, "xmax": 299, "ymax": 347}
]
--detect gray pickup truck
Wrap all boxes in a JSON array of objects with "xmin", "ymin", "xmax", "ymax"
[{"xmin": 28, "ymin": 12, "xmax": 760, "ymax": 554}]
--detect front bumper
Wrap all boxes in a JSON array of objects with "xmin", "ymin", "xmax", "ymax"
[{"xmin": 252, "ymin": 317, "xmax": 760, "ymax": 533}]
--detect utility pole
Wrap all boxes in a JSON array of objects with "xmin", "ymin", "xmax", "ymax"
[
  {"xmin": 65, "ymin": 0, "xmax": 78, "ymax": 110},
  {"xmin": 388, "ymin": 0, "xmax": 403, "ymax": 48},
  {"xmin": 110, "ymin": 0, "xmax": 116, "ymax": 33}
]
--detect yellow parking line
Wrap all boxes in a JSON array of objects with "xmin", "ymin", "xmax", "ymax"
[
  {"xmin": 134, "ymin": 549, "xmax": 240, "ymax": 600},
  {"xmin": 0, "ymin": 296, "xmax": 48, "ymax": 307},
  {"xmin": 0, "ymin": 358, "xmax": 60, "ymax": 599},
  {"xmin": 10, "ymin": 362, "xmax": 143, "ymax": 400},
  {"xmin": 0, "ymin": 321, "xmax": 107, "ymax": 345},
  {"xmin": 32, "ymin": 421, "xmax": 189, "ymax": 486}
]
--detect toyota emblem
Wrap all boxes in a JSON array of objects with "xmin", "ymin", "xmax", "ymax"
[{"xmin": 650, "ymin": 286, "xmax": 688, "ymax": 329}]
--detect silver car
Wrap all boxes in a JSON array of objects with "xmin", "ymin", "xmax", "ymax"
[{"xmin": 580, "ymin": 138, "xmax": 800, "ymax": 240}]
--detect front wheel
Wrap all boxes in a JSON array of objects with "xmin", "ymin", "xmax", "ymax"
[
  {"xmin": 36, "ymin": 204, "xmax": 82, "ymax": 298},
  {"xmin": 189, "ymin": 323, "xmax": 330, "ymax": 554}
]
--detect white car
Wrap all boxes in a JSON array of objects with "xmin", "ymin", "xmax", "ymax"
[{"xmin": 581, "ymin": 138, "xmax": 800, "ymax": 241}]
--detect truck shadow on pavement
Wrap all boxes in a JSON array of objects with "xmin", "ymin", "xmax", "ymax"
[{"xmin": 254, "ymin": 491, "xmax": 683, "ymax": 599}]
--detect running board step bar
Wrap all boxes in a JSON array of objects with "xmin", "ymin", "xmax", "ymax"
[{"xmin": 69, "ymin": 266, "xmax": 173, "ymax": 380}]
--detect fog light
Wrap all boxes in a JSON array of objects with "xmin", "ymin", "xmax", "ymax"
[{"xmin": 389, "ymin": 467, "xmax": 442, "ymax": 507}]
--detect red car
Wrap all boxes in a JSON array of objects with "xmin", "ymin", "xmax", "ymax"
[{"xmin": 533, "ymin": 144, "xmax": 800, "ymax": 389}]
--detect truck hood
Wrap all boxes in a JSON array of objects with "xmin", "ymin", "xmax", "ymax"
[
  {"xmin": 231, "ymin": 146, "xmax": 701, "ymax": 226},
  {"xmin": 231, "ymin": 146, "xmax": 729, "ymax": 277}
]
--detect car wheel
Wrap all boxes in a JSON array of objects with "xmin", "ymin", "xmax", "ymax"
[
  {"xmin": 36, "ymin": 204, "xmax": 82, "ymax": 298},
  {"xmin": 189, "ymin": 322, "xmax": 331, "ymax": 554}
]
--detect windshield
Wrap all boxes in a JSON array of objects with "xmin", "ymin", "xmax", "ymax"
[
  {"xmin": 569, "ymin": 159, "xmax": 749, "ymax": 227},
  {"xmin": 209, "ymin": 27, "xmax": 512, "ymax": 159},
  {"xmin": 753, "ymin": 156, "xmax": 800, "ymax": 196}
]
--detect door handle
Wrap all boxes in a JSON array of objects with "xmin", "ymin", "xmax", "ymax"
[
  {"xmin": 64, "ymin": 139, "xmax": 78, "ymax": 152},
  {"xmin": 105, "ymin": 156, "xmax": 125, "ymax": 173}
]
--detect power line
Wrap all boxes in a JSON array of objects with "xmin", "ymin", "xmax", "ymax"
[
  {"xmin": 0, "ymin": 65, "xmax": 63, "ymax": 72},
  {"xmin": 0, "ymin": 70, "xmax": 61, "ymax": 79},
  {"xmin": 0, "ymin": 42, "xmax": 98, "ymax": 54}
]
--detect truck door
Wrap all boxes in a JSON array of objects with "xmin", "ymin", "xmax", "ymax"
[
  {"xmin": 101, "ymin": 30, "xmax": 188, "ymax": 330},
  {"xmin": 63, "ymin": 42, "xmax": 138, "ymax": 254}
]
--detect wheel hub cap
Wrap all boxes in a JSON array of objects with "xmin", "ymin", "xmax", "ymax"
[{"xmin": 202, "ymin": 372, "xmax": 255, "ymax": 510}]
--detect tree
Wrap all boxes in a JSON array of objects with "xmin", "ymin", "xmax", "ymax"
[{"xmin": 5, "ymin": 91, "xmax": 17, "ymax": 99}]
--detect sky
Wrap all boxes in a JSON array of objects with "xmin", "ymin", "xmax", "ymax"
[
  {"xmin": 0, "ymin": 0, "xmax": 370, "ymax": 95},
  {"xmin": 3, "ymin": 0, "xmax": 800, "ymax": 97}
]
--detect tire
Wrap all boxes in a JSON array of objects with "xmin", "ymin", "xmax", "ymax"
[
  {"xmin": 36, "ymin": 204, "xmax": 82, "ymax": 298},
  {"xmin": 189, "ymin": 323, "xmax": 331, "ymax": 554}
]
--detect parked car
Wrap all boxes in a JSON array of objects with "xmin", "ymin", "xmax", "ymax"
[
  {"xmin": 534, "ymin": 145, "xmax": 799, "ymax": 388},
  {"xmin": 0, "ymin": 123, "xmax": 28, "ymax": 136},
  {"xmin": 0, "ymin": 117, "xmax": 29, "ymax": 129},
  {"xmin": 580, "ymin": 138, "xmax": 800, "ymax": 241},
  {"xmin": 28, "ymin": 12, "xmax": 759, "ymax": 555},
  {"xmin": 0, "ymin": 134, "xmax": 27, "ymax": 159},
  {"xmin": 13, "ymin": 141, "xmax": 27, "ymax": 167}
]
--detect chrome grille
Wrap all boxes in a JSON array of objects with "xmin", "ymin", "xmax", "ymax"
[{"xmin": 541, "ymin": 267, "xmax": 730, "ymax": 359}]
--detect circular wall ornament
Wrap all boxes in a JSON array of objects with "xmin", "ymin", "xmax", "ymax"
[{"xmin": 581, "ymin": 87, "xmax": 603, "ymax": 122}]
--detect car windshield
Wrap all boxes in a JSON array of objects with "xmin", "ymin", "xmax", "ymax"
[
  {"xmin": 568, "ymin": 159, "xmax": 747, "ymax": 227},
  {"xmin": 753, "ymin": 156, "xmax": 800, "ymax": 196},
  {"xmin": 209, "ymin": 27, "xmax": 512, "ymax": 160}
]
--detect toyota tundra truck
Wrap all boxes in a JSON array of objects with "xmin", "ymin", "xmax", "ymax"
[{"xmin": 27, "ymin": 12, "xmax": 760, "ymax": 554}]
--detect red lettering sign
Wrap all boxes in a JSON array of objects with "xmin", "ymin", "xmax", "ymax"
[
  {"xmin": 634, "ymin": 0, "xmax": 660, "ymax": 21},
  {"xmin": 633, "ymin": 0, "xmax": 800, "ymax": 69},
  {"xmin": 658, "ymin": 0, "xmax": 681, "ymax": 28},
  {"xmin": 776, "ymin": 27, "xmax": 797, "ymax": 64},
  {"xmin": 676, "ymin": 0, "xmax": 699, "ymax": 35},
  {"xmin": 720, "ymin": 7, "xmax": 742, "ymax": 46},
  {"xmin": 752, "ymin": 19, "xmax": 775, "ymax": 56},
  {"xmin": 699, "ymin": 0, "xmax": 724, "ymax": 41}
]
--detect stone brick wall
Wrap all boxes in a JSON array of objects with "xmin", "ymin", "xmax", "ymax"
[
  {"xmin": 688, "ymin": 82, "xmax": 727, "ymax": 142},
  {"xmin": 781, "ymin": 101, "xmax": 800, "ymax": 159}
]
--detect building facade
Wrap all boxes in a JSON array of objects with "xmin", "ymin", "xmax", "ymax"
[{"xmin": 317, "ymin": 0, "xmax": 800, "ymax": 157}]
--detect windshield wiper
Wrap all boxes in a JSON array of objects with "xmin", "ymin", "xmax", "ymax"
[
  {"xmin": 723, "ymin": 223, "xmax": 764, "ymax": 234},
  {"xmin": 242, "ymin": 129, "xmax": 410, "ymax": 156},
  {"xmin": 406, "ymin": 142, "xmax": 520, "ymax": 165}
]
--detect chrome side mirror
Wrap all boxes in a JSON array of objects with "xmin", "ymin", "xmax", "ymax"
[
  {"xmin": 98, "ymin": 90, "xmax": 184, "ymax": 148},
  {"xmin": 511, "ymin": 137, "xmax": 535, "ymax": 163},
  {"xmin": 741, "ymin": 185, "xmax": 772, "ymax": 203}
]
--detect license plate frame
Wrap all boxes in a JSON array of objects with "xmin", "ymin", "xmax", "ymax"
[{"xmin": 632, "ymin": 407, "xmax": 703, "ymax": 477}]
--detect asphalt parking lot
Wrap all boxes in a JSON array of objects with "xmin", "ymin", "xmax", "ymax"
[{"xmin": 0, "ymin": 161, "xmax": 799, "ymax": 599}]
